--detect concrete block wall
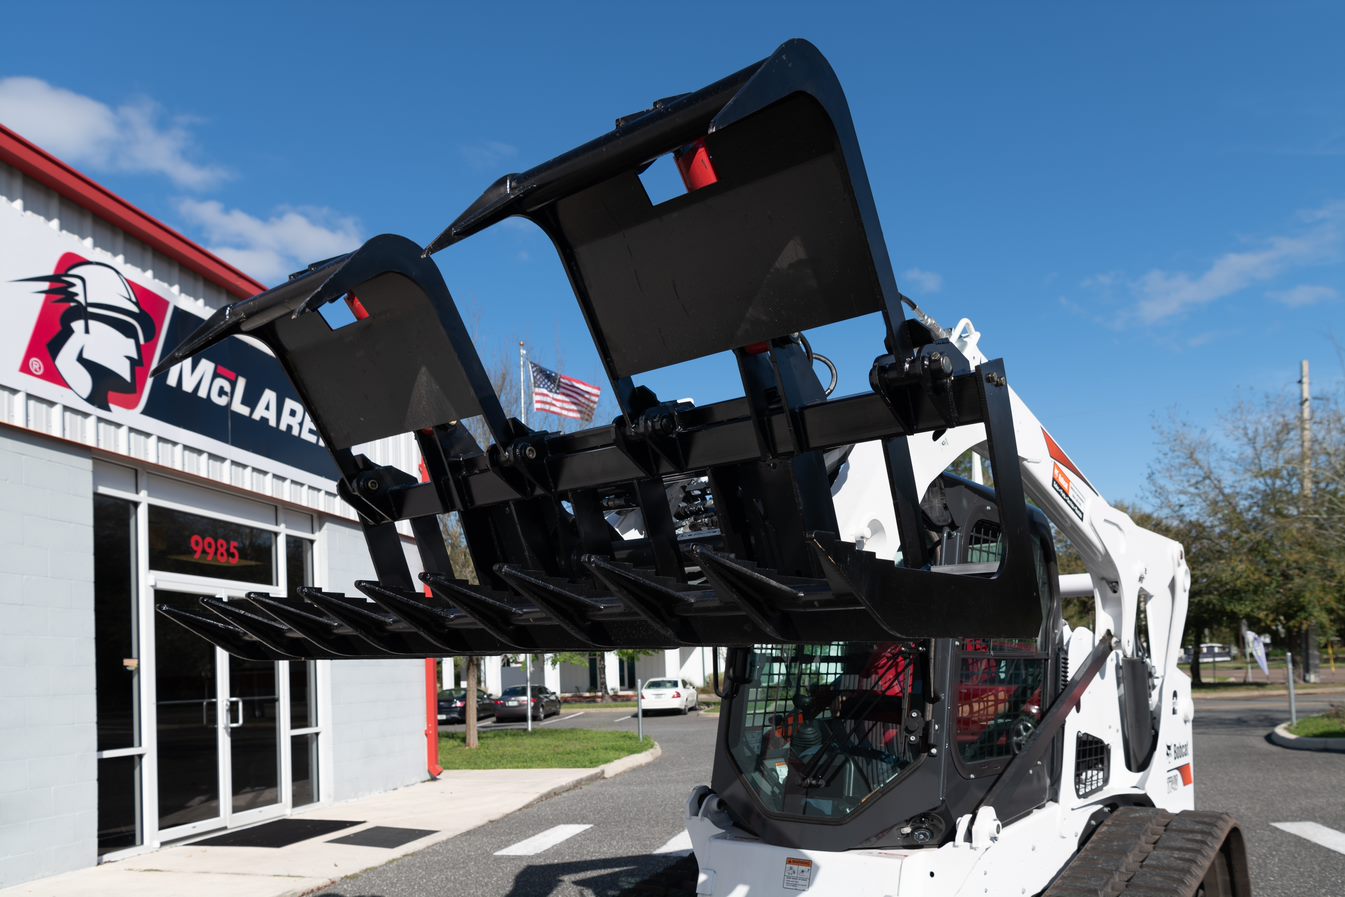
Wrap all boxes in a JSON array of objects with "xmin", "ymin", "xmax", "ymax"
[
  {"xmin": 0, "ymin": 429, "xmax": 97, "ymax": 888},
  {"xmin": 320, "ymin": 519, "xmax": 423, "ymax": 800}
]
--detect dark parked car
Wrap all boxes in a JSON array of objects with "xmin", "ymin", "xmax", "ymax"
[
  {"xmin": 437, "ymin": 688, "xmax": 496, "ymax": 723},
  {"xmin": 493, "ymin": 685, "xmax": 562, "ymax": 722}
]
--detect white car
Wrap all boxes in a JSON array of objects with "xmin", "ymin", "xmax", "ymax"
[{"xmin": 640, "ymin": 678, "xmax": 699, "ymax": 714}]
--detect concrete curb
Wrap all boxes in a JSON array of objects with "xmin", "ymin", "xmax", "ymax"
[
  {"xmin": 602, "ymin": 741, "xmax": 661, "ymax": 778},
  {"xmin": 288, "ymin": 743, "xmax": 662, "ymax": 897},
  {"xmin": 1194, "ymin": 686, "xmax": 1345, "ymax": 701},
  {"xmin": 1269, "ymin": 722, "xmax": 1345, "ymax": 753}
]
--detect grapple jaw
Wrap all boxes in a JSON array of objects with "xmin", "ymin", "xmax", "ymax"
[
  {"xmin": 154, "ymin": 39, "xmax": 1052, "ymax": 660},
  {"xmin": 425, "ymin": 38, "xmax": 905, "ymax": 412}
]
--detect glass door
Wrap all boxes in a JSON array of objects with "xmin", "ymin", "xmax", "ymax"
[
  {"xmin": 227, "ymin": 654, "xmax": 282, "ymax": 823},
  {"xmin": 154, "ymin": 590, "xmax": 225, "ymax": 837},
  {"xmin": 154, "ymin": 590, "xmax": 285, "ymax": 839}
]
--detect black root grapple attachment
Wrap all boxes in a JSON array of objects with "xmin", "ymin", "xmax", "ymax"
[{"xmin": 154, "ymin": 39, "xmax": 1049, "ymax": 659}]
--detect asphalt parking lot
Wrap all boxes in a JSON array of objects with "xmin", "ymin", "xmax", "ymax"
[
  {"xmin": 318, "ymin": 708, "xmax": 715, "ymax": 897},
  {"xmin": 325, "ymin": 696, "xmax": 1342, "ymax": 897},
  {"xmin": 1192, "ymin": 692, "xmax": 1344, "ymax": 896}
]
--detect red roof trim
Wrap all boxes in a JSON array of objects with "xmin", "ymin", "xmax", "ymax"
[{"xmin": 0, "ymin": 123, "xmax": 266, "ymax": 300}]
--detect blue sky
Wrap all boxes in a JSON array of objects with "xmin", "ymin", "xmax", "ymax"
[{"xmin": 2, "ymin": 2, "xmax": 1342, "ymax": 503}]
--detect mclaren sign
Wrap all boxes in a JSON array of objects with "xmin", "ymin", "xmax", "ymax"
[{"xmin": 1, "ymin": 201, "xmax": 338, "ymax": 485}]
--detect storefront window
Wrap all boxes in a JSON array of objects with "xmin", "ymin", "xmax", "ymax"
[
  {"xmin": 147, "ymin": 506, "xmax": 275, "ymax": 584},
  {"xmin": 290, "ymin": 660, "xmax": 318, "ymax": 730},
  {"xmin": 290, "ymin": 657, "xmax": 319, "ymax": 808},
  {"xmin": 285, "ymin": 536, "xmax": 313, "ymax": 597},
  {"xmin": 94, "ymin": 495, "xmax": 140, "ymax": 751},
  {"xmin": 96, "ymin": 755, "xmax": 141, "ymax": 856},
  {"xmin": 94, "ymin": 494, "xmax": 142, "ymax": 855},
  {"xmin": 291, "ymin": 733, "xmax": 319, "ymax": 808}
]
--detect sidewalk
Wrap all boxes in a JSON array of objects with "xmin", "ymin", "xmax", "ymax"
[{"xmin": 1, "ymin": 748, "xmax": 659, "ymax": 897}]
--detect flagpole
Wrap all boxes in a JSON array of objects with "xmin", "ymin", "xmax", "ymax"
[{"xmin": 519, "ymin": 339, "xmax": 533, "ymax": 732}]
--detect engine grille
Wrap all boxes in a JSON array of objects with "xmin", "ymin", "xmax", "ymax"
[{"xmin": 1075, "ymin": 732, "xmax": 1110, "ymax": 797}]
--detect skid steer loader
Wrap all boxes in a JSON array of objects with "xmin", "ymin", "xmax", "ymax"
[{"xmin": 152, "ymin": 39, "xmax": 1251, "ymax": 897}]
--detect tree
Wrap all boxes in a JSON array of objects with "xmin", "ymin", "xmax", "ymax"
[
  {"xmin": 434, "ymin": 337, "xmax": 612, "ymax": 737},
  {"xmin": 1147, "ymin": 383, "xmax": 1345, "ymax": 683}
]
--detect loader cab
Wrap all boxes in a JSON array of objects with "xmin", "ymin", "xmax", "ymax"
[{"xmin": 710, "ymin": 475, "xmax": 1063, "ymax": 852}]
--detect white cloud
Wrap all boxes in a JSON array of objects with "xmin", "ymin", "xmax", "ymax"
[
  {"xmin": 176, "ymin": 199, "xmax": 363, "ymax": 284},
  {"xmin": 901, "ymin": 267, "xmax": 943, "ymax": 294},
  {"xmin": 1130, "ymin": 201, "xmax": 1343, "ymax": 323},
  {"xmin": 0, "ymin": 77, "xmax": 227, "ymax": 189},
  {"xmin": 459, "ymin": 140, "xmax": 518, "ymax": 171},
  {"xmin": 1268, "ymin": 284, "xmax": 1339, "ymax": 307}
]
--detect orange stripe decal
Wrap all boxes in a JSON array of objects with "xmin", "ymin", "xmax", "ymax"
[{"xmin": 1041, "ymin": 428, "xmax": 1095, "ymax": 492}]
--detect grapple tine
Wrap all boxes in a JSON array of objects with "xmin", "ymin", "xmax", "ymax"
[
  {"xmin": 199, "ymin": 596, "xmax": 308, "ymax": 659},
  {"xmin": 354, "ymin": 580, "xmax": 520, "ymax": 655},
  {"xmin": 419, "ymin": 573, "xmax": 533, "ymax": 649},
  {"xmin": 298, "ymin": 587, "xmax": 444, "ymax": 656},
  {"xmin": 808, "ymin": 532, "xmax": 1041, "ymax": 640},
  {"xmin": 690, "ymin": 545, "xmax": 802, "ymax": 641},
  {"xmin": 581, "ymin": 555, "xmax": 703, "ymax": 643},
  {"xmin": 494, "ymin": 565, "xmax": 670, "ymax": 649},
  {"xmin": 156, "ymin": 603, "xmax": 293, "ymax": 661},
  {"xmin": 245, "ymin": 594, "xmax": 383, "ymax": 658}
]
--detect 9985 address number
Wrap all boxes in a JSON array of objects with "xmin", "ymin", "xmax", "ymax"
[{"xmin": 190, "ymin": 534, "xmax": 240, "ymax": 565}]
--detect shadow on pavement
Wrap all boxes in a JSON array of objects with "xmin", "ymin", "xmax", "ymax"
[
  {"xmin": 306, "ymin": 853, "xmax": 696, "ymax": 897},
  {"xmin": 503, "ymin": 852, "xmax": 695, "ymax": 897}
]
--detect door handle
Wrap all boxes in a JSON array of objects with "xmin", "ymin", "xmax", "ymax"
[
  {"xmin": 228, "ymin": 696, "xmax": 244, "ymax": 728},
  {"xmin": 202, "ymin": 698, "xmax": 217, "ymax": 726}
]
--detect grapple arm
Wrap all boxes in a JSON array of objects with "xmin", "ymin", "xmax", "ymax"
[{"xmin": 155, "ymin": 39, "xmax": 1049, "ymax": 660}]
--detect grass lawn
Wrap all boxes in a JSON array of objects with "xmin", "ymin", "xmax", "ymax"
[
  {"xmin": 439, "ymin": 728, "xmax": 654, "ymax": 770},
  {"xmin": 1288, "ymin": 714, "xmax": 1345, "ymax": 739}
]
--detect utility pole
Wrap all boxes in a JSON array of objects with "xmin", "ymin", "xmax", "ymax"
[
  {"xmin": 1300, "ymin": 360, "xmax": 1312, "ymax": 499},
  {"xmin": 1298, "ymin": 360, "xmax": 1320, "ymax": 683}
]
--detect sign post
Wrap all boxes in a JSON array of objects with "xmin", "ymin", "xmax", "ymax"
[
  {"xmin": 1286, "ymin": 652, "xmax": 1298, "ymax": 726},
  {"xmin": 636, "ymin": 678, "xmax": 644, "ymax": 743}
]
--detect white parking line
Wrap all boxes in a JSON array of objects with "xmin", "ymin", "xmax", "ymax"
[
  {"xmin": 614, "ymin": 715, "xmax": 632, "ymax": 722},
  {"xmin": 495, "ymin": 824, "xmax": 593, "ymax": 856},
  {"xmin": 654, "ymin": 830, "xmax": 693, "ymax": 856},
  {"xmin": 542, "ymin": 711, "xmax": 585, "ymax": 725},
  {"xmin": 1272, "ymin": 822, "xmax": 1345, "ymax": 856}
]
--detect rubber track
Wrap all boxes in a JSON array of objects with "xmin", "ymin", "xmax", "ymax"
[{"xmin": 1045, "ymin": 808, "xmax": 1245, "ymax": 897}]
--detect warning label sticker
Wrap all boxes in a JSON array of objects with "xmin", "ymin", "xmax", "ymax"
[
  {"xmin": 783, "ymin": 857, "xmax": 813, "ymax": 891},
  {"xmin": 1051, "ymin": 463, "xmax": 1085, "ymax": 521}
]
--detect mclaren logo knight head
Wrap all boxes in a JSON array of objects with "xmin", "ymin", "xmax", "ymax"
[{"xmin": 18, "ymin": 259, "xmax": 166, "ymax": 411}]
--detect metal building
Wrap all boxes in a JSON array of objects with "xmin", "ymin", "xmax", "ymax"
[{"xmin": 0, "ymin": 125, "xmax": 426, "ymax": 888}]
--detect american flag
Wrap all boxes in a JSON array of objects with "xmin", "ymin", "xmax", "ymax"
[{"xmin": 529, "ymin": 361, "xmax": 601, "ymax": 422}]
